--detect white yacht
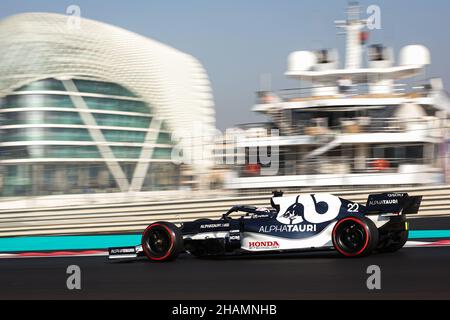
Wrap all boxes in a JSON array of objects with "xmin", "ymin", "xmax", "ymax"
[{"xmin": 224, "ymin": 3, "xmax": 450, "ymax": 192}]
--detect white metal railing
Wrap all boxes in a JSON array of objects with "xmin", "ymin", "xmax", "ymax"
[
  {"xmin": 263, "ymin": 83, "xmax": 429, "ymax": 102},
  {"xmin": 275, "ymin": 116, "xmax": 441, "ymax": 136}
]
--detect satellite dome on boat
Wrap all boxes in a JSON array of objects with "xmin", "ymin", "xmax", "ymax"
[
  {"xmin": 287, "ymin": 51, "xmax": 317, "ymax": 72},
  {"xmin": 400, "ymin": 45, "xmax": 431, "ymax": 67},
  {"xmin": 287, "ymin": 49, "xmax": 339, "ymax": 73}
]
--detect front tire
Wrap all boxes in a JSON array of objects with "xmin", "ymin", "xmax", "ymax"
[
  {"xmin": 141, "ymin": 222, "xmax": 183, "ymax": 262},
  {"xmin": 332, "ymin": 216, "xmax": 379, "ymax": 258}
]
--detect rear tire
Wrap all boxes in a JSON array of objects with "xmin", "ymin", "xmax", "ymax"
[
  {"xmin": 332, "ymin": 216, "xmax": 379, "ymax": 258},
  {"xmin": 378, "ymin": 230, "xmax": 409, "ymax": 253},
  {"xmin": 141, "ymin": 222, "xmax": 183, "ymax": 262}
]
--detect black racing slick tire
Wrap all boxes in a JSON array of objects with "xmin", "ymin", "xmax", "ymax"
[
  {"xmin": 141, "ymin": 222, "xmax": 183, "ymax": 262},
  {"xmin": 378, "ymin": 230, "xmax": 409, "ymax": 253},
  {"xmin": 332, "ymin": 216, "xmax": 379, "ymax": 258}
]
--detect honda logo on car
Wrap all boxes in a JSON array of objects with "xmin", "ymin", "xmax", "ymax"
[{"xmin": 249, "ymin": 241, "xmax": 280, "ymax": 249}]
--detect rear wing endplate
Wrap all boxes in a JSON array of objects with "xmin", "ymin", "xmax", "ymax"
[{"xmin": 365, "ymin": 193, "xmax": 422, "ymax": 215}]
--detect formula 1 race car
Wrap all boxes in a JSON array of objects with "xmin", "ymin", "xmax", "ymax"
[{"xmin": 108, "ymin": 192, "xmax": 422, "ymax": 262}]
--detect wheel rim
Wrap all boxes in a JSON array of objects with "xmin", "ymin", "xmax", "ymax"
[
  {"xmin": 144, "ymin": 225, "xmax": 173, "ymax": 259},
  {"xmin": 335, "ymin": 219, "xmax": 368, "ymax": 255}
]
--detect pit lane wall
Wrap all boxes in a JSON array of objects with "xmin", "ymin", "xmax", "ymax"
[{"xmin": 0, "ymin": 185, "xmax": 449, "ymax": 237}]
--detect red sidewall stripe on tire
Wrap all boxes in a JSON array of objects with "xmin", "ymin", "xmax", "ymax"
[
  {"xmin": 142, "ymin": 223, "xmax": 175, "ymax": 261},
  {"xmin": 333, "ymin": 217, "xmax": 370, "ymax": 257}
]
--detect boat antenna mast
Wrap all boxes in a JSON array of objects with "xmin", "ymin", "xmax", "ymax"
[{"xmin": 335, "ymin": 2, "xmax": 368, "ymax": 69}]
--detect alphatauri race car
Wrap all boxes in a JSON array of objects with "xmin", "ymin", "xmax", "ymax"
[{"xmin": 108, "ymin": 192, "xmax": 422, "ymax": 261}]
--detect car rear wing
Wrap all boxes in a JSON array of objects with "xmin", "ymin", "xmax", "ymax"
[{"xmin": 365, "ymin": 193, "xmax": 422, "ymax": 215}]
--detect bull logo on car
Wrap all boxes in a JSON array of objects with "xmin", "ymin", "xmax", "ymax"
[
  {"xmin": 281, "ymin": 202, "xmax": 305, "ymax": 225},
  {"xmin": 274, "ymin": 194, "xmax": 342, "ymax": 225}
]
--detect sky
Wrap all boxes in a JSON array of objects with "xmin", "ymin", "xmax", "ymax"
[{"xmin": 1, "ymin": 0, "xmax": 450, "ymax": 130}]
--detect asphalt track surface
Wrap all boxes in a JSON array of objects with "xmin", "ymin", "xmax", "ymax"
[{"xmin": 1, "ymin": 216, "xmax": 450, "ymax": 300}]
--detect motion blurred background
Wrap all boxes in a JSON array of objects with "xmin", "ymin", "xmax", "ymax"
[{"xmin": 0, "ymin": 1, "xmax": 448, "ymax": 238}]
